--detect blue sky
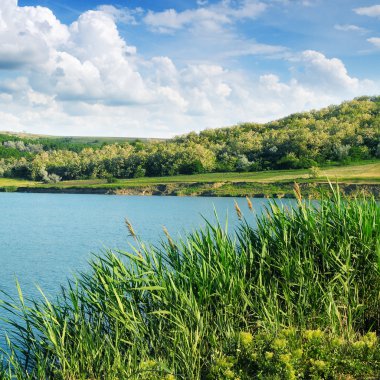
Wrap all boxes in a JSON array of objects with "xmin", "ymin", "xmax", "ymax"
[{"xmin": 1, "ymin": 0, "xmax": 379, "ymax": 137}]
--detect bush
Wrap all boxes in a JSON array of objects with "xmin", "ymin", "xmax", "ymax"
[
  {"xmin": 106, "ymin": 175, "xmax": 118, "ymax": 183},
  {"xmin": 235, "ymin": 155, "xmax": 251, "ymax": 172},
  {"xmin": 40, "ymin": 169, "xmax": 61, "ymax": 183},
  {"xmin": 133, "ymin": 165, "xmax": 146, "ymax": 178},
  {"xmin": 208, "ymin": 329, "xmax": 380, "ymax": 379},
  {"xmin": 179, "ymin": 160, "xmax": 204, "ymax": 174},
  {"xmin": 308, "ymin": 166, "xmax": 321, "ymax": 179}
]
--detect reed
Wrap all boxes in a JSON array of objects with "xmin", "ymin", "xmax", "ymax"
[{"xmin": 0, "ymin": 187, "xmax": 379, "ymax": 379}]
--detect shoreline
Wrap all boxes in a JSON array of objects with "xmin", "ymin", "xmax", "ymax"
[{"xmin": 1, "ymin": 181, "xmax": 379, "ymax": 199}]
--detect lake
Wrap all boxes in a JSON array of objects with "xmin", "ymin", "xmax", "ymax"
[{"xmin": 0, "ymin": 193, "xmax": 293, "ymax": 344}]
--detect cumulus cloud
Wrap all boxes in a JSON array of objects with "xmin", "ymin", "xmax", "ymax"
[
  {"xmin": 0, "ymin": 2, "xmax": 149, "ymax": 105},
  {"xmin": 0, "ymin": 1, "xmax": 378, "ymax": 137},
  {"xmin": 52, "ymin": 10, "xmax": 148, "ymax": 104},
  {"xmin": 354, "ymin": 5, "xmax": 380, "ymax": 17},
  {"xmin": 294, "ymin": 50, "xmax": 362, "ymax": 92},
  {"xmin": 0, "ymin": 0, "xmax": 68, "ymax": 68},
  {"xmin": 237, "ymin": 49, "xmax": 378, "ymax": 122}
]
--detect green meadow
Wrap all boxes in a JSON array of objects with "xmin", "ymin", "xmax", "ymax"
[
  {"xmin": 1, "ymin": 161, "xmax": 379, "ymax": 187},
  {"xmin": 1, "ymin": 161, "xmax": 379, "ymax": 198}
]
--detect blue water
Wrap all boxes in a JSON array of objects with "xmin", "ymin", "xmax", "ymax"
[{"xmin": 0, "ymin": 193, "xmax": 293, "ymax": 346}]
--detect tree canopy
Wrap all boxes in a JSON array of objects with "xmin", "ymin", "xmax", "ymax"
[{"xmin": 0, "ymin": 96, "xmax": 379, "ymax": 182}]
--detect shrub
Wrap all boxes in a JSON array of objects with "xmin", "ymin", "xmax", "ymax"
[
  {"xmin": 207, "ymin": 329, "xmax": 380, "ymax": 379},
  {"xmin": 308, "ymin": 166, "xmax": 321, "ymax": 179},
  {"xmin": 106, "ymin": 175, "xmax": 118, "ymax": 183},
  {"xmin": 179, "ymin": 160, "xmax": 204, "ymax": 174}
]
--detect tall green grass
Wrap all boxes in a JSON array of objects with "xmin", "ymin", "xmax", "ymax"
[{"xmin": 0, "ymin": 186, "xmax": 379, "ymax": 379}]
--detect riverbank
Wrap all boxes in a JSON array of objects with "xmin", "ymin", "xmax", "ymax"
[
  {"xmin": 1, "ymin": 161, "xmax": 379, "ymax": 198},
  {"xmin": 1, "ymin": 181, "xmax": 379, "ymax": 199}
]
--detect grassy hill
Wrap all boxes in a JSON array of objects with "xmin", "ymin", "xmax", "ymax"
[
  {"xmin": 0, "ymin": 130, "xmax": 164, "ymax": 143},
  {"xmin": 0, "ymin": 131, "xmax": 164, "ymax": 155},
  {"xmin": 0, "ymin": 96, "xmax": 379, "ymax": 187}
]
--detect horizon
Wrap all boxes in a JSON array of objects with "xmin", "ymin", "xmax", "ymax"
[{"xmin": 0, "ymin": 0, "xmax": 379, "ymax": 137}]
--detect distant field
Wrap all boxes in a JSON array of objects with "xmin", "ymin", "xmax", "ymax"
[
  {"xmin": 318, "ymin": 163, "xmax": 380, "ymax": 182},
  {"xmin": 57, "ymin": 161, "xmax": 380, "ymax": 187},
  {"xmin": 0, "ymin": 162, "xmax": 379, "ymax": 194},
  {"xmin": 0, "ymin": 131, "xmax": 165, "ymax": 144},
  {"xmin": 0, "ymin": 178, "xmax": 38, "ymax": 187}
]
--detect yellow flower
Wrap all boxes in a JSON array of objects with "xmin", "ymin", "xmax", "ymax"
[
  {"xmin": 140, "ymin": 359, "xmax": 156, "ymax": 369},
  {"xmin": 293, "ymin": 348, "xmax": 303, "ymax": 359},
  {"xmin": 215, "ymin": 356, "xmax": 234, "ymax": 369},
  {"xmin": 303, "ymin": 329, "xmax": 324, "ymax": 340},
  {"xmin": 362, "ymin": 332, "xmax": 377, "ymax": 348},
  {"xmin": 265, "ymin": 351, "xmax": 274, "ymax": 360},
  {"xmin": 310, "ymin": 359, "xmax": 327, "ymax": 371},
  {"xmin": 331, "ymin": 337, "xmax": 345, "ymax": 347},
  {"xmin": 281, "ymin": 327, "xmax": 296, "ymax": 337},
  {"xmin": 279, "ymin": 353, "xmax": 292, "ymax": 364},
  {"xmin": 224, "ymin": 369, "xmax": 235, "ymax": 379},
  {"xmin": 272, "ymin": 338, "xmax": 287, "ymax": 350},
  {"xmin": 286, "ymin": 364, "xmax": 297, "ymax": 380},
  {"xmin": 352, "ymin": 340, "xmax": 366, "ymax": 350},
  {"xmin": 239, "ymin": 331, "xmax": 253, "ymax": 347},
  {"xmin": 165, "ymin": 375, "xmax": 175, "ymax": 380},
  {"xmin": 287, "ymin": 369, "xmax": 296, "ymax": 380}
]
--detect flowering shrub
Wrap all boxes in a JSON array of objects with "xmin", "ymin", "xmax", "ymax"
[
  {"xmin": 207, "ymin": 329, "xmax": 380, "ymax": 379},
  {"xmin": 136, "ymin": 360, "xmax": 176, "ymax": 380}
]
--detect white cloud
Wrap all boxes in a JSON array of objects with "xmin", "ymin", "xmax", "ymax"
[
  {"xmin": 334, "ymin": 24, "xmax": 367, "ymax": 33},
  {"xmin": 0, "ymin": 0, "xmax": 68, "ymax": 69},
  {"xmin": 0, "ymin": 2, "xmax": 378, "ymax": 138},
  {"xmin": 0, "ymin": 3, "xmax": 149, "ymax": 105},
  {"xmin": 221, "ymin": 40, "xmax": 289, "ymax": 58},
  {"xmin": 157, "ymin": 86, "xmax": 188, "ymax": 111},
  {"xmin": 354, "ymin": 4, "xmax": 380, "ymax": 17},
  {"xmin": 367, "ymin": 37, "xmax": 380, "ymax": 48},
  {"xmin": 295, "ymin": 50, "xmax": 361, "ymax": 91},
  {"xmin": 144, "ymin": 0, "xmax": 267, "ymax": 33},
  {"xmin": 54, "ymin": 10, "xmax": 148, "ymax": 104},
  {"xmin": 273, "ymin": 0, "xmax": 318, "ymax": 7},
  {"xmin": 141, "ymin": 1, "xmax": 287, "ymax": 63},
  {"xmin": 95, "ymin": 5, "xmax": 143, "ymax": 25}
]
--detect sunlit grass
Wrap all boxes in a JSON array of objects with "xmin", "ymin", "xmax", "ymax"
[
  {"xmin": 34, "ymin": 160, "xmax": 380, "ymax": 189},
  {"xmin": 1, "ymin": 162, "xmax": 379, "ymax": 192},
  {"xmin": 0, "ymin": 178, "xmax": 38, "ymax": 187}
]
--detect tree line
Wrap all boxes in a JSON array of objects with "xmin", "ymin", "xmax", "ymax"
[{"xmin": 0, "ymin": 96, "xmax": 379, "ymax": 182}]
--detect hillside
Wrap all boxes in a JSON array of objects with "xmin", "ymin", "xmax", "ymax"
[{"xmin": 0, "ymin": 96, "xmax": 379, "ymax": 182}]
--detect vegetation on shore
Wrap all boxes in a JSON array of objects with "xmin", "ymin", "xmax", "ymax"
[
  {"xmin": 1, "ymin": 161, "xmax": 379, "ymax": 198},
  {"xmin": 1, "ymin": 187, "xmax": 379, "ymax": 379},
  {"xmin": 0, "ymin": 97, "xmax": 379, "ymax": 183}
]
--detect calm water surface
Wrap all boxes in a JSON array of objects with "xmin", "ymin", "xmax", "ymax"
[{"xmin": 0, "ymin": 193, "xmax": 293, "ymax": 343}]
